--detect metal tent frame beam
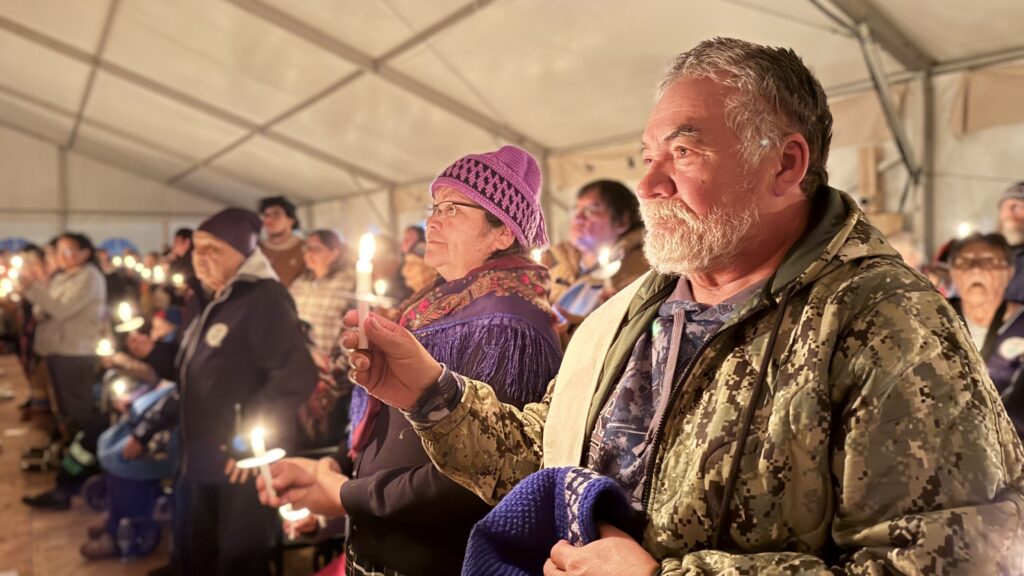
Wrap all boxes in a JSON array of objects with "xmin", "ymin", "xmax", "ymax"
[{"xmin": 827, "ymin": 0, "xmax": 934, "ymax": 71}]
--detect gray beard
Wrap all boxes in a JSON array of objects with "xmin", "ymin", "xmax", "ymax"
[{"xmin": 640, "ymin": 199, "xmax": 760, "ymax": 277}]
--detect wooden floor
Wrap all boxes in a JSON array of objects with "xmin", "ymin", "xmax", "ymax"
[{"xmin": 0, "ymin": 354, "xmax": 170, "ymax": 576}]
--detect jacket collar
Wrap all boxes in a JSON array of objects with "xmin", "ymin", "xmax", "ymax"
[{"xmin": 228, "ymin": 249, "xmax": 279, "ymax": 287}]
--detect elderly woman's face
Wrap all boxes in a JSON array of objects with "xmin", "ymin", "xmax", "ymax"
[
  {"xmin": 425, "ymin": 186, "xmax": 514, "ymax": 281},
  {"xmin": 193, "ymin": 231, "xmax": 245, "ymax": 291},
  {"xmin": 950, "ymin": 241, "xmax": 1013, "ymax": 310}
]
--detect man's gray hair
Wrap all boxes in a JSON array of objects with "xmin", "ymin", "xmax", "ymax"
[{"xmin": 660, "ymin": 37, "xmax": 833, "ymax": 196}]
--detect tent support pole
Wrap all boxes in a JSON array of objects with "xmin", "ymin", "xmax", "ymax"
[{"xmin": 58, "ymin": 147, "xmax": 69, "ymax": 233}]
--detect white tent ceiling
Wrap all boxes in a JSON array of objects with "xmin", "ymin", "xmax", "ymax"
[{"xmin": 1, "ymin": 0, "xmax": 1023, "ymax": 248}]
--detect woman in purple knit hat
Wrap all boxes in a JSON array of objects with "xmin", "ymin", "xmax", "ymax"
[{"xmin": 262, "ymin": 145, "xmax": 563, "ymax": 576}]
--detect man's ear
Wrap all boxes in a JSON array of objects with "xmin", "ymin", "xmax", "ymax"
[{"xmin": 773, "ymin": 133, "xmax": 810, "ymax": 197}]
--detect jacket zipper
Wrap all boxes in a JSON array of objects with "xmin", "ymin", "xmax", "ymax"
[
  {"xmin": 176, "ymin": 285, "xmax": 233, "ymax": 477},
  {"xmin": 637, "ymin": 301, "xmax": 769, "ymax": 519}
]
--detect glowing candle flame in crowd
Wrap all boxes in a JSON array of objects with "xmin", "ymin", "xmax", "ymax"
[
  {"xmin": 957, "ymin": 221, "xmax": 973, "ymax": 238},
  {"xmin": 124, "ymin": 255, "xmax": 137, "ymax": 269},
  {"xmin": 1, "ymin": 278, "xmax": 13, "ymax": 294},
  {"xmin": 356, "ymin": 233, "xmax": 376, "ymax": 349},
  {"xmin": 117, "ymin": 301, "xmax": 133, "ymax": 324},
  {"xmin": 172, "ymin": 273, "xmax": 185, "ymax": 287},
  {"xmin": 153, "ymin": 265, "xmax": 166, "ymax": 284},
  {"xmin": 112, "ymin": 378, "xmax": 127, "ymax": 397},
  {"xmin": 11, "ymin": 255, "xmax": 23, "ymax": 270},
  {"xmin": 96, "ymin": 338, "xmax": 114, "ymax": 357},
  {"xmin": 8, "ymin": 268, "xmax": 19, "ymax": 281},
  {"xmin": 373, "ymin": 279, "xmax": 388, "ymax": 297},
  {"xmin": 141, "ymin": 268, "xmax": 152, "ymax": 280},
  {"xmin": 112, "ymin": 255, "xmax": 123, "ymax": 268},
  {"xmin": 531, "ymin": 248, "xmax": 544, "ymax": 263}
]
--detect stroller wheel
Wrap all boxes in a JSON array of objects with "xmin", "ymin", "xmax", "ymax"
[{"xmin": 82, "ymin": 476, "xmax": 109, "ymax": 511}]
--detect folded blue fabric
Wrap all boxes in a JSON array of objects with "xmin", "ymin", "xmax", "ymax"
[{"xmin": 462, "ymin": 466, "xmax": 641, "ymax": 576}]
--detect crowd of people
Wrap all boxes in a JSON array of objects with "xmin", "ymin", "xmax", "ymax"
[{"xmin": 0, "ymin": 36, "xmax": 1022, "ymax": 576}]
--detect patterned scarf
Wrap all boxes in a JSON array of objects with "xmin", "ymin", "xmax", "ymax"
[{"xmin": 349, "ymin": 255, "xmax": 554, "ymax": 458}]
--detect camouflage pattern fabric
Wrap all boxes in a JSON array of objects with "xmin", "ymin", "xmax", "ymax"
[{"xmin": 410, "ymin": 188, "xmax": 1024, "ymax": 574}]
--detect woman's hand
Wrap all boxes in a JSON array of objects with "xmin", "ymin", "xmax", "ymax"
[
  {"xmin": 340, "ymin": 311, "xmax": 443, "ymax": 411},
  {"xmin": 257, "ymin": 457, "xmax": 348, "ymax": 517}
]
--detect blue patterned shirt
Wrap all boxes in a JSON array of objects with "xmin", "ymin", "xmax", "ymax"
[{"xmin": 586, "ymin": 278, "xmax": 763, "ymax": 504}]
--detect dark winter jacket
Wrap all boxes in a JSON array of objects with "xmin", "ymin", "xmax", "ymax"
[{"xmin": 176, "ymin": 251, "xmax": 317, "ymax": 484}]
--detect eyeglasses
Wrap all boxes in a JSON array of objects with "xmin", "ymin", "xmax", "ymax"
[
  {"xmin": 573, "ymin": 204, "xmax": 607, "ymax": 220},
  {"xmin": 951, "ymin": 256, "xmax": 1011, "ymax": 271},
  {"xmin": 427, "ymin": 201, "xmax": 487, "ymax": 220}
]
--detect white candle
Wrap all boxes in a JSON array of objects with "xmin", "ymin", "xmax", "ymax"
[
  {"xmin": 597, "ymin": 247, "xmax": 612, "ymax": 269},
  {"xmin": 356, "ymin": 233, "xmax": 376, "ymax": 349},
  {"xmin": 250, "ymin": 427, "xmax": 277, "ymax": 500}
]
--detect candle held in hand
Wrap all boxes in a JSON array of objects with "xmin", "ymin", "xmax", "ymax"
[
  {"xmin": 356, "ymin": 233, "xmax": 376, "ymax": 349},
  {"xmin": 250, "ymin": 427, "xmax": 277, "ymax": 500}
]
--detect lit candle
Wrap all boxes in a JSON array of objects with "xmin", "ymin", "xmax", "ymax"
[
  {"xmin": 172, "ymin": 273, "xmax": 185, "ymax": 287},
  {"xmin": 141, "ymin": 268, "xmax": 152, "ymax": 280},
  {"xmin": 250, "ymin": 427, "xmax": 276, "ymax": 499},
  {"xmin": 11, "ymin": 255, "xmax": 23, "ymax": 270},
  {"xmin": 117, "ymin": 301, "xmax": 133, "ymax": 324},
  {"xmin": 124, "ymin": 255, "xmax": 137, "ymax": 269},
  {"xmin": 531, "ymin": 248, "xmax": 544, "ymax": 264},
  {"xmin": 152, "ymin": 265, "xmax": 166, "ymax": 284},
  {"xmin": 597, "ymin": 247, "xmax": 612, "ymax": 269},
  {"xmin": 134, "ymin": 263, "xmax": 145, "ymax": 274},
  {"xmin": 8, "ymin": 268, "xmax": 19, "ymax": 281},
  {"xmin": 96, "ymin": 338, "xmax": 114, "ymax": 357},
  {"xmin": 0, "ymin": 278, "xmax": 13, "ymax": 294},
  {"xmin": 112, "ymin": 378, "xmax": 127, "ymax": 397},
  {"xmin": 356, "ymin": 233, "xmax": 376, "ymax": 349},
  {"xmin": 596, "ymin": 247, "xmax": 621, "ymax": 287},
  {"xmin": 957, "ymin": 221, "xmax": 973, "ymax": 238},
  {"xmin": 112, "ymin": 255, "xmax": 123, "ymax": 268},
  {"xmin": 373, "ymin": 279, "xmax": 388, "ymax": 297}
]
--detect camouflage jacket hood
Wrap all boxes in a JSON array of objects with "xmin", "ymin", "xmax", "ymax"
[{"xmin": 415, "ymin": 187, "xmax": 1024, "ymax": 574}]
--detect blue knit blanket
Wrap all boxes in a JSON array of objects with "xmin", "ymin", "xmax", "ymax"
[{"xmin": 462, "ymin": 466, "xmax": 641, "ymax": 576}]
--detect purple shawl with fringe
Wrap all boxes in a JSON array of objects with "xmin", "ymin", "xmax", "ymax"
[{"xmin": 350, "ymin": 256, "xmax": 562, "ymax": 456}]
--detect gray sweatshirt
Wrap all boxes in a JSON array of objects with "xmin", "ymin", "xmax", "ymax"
[{"xmin": 25, "ymin": 265, "xmax": 107, "ymax": 357}]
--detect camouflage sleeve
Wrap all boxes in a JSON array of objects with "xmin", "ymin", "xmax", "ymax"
[
  {"xmin": 411, "ymin": 376, "xmax": 553, "ymax": 505},
  {"xmin": 661, "ymin": 288, "xmax": 1024, "ymax": 575}
]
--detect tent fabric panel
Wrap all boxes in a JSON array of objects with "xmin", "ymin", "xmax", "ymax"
[
  {"xmin": 0, "ymin": 124, "xmax": 60, "ymax": 210},
  {"xmin": 272, "ymin": 74, "xmax": 501, "ymax": 183},
  {"xmin": 0, "ymin": 90, "xmax": 74, "ymax": 145},
  {"xmin": 0, "ymin": 0, "xmax": 111, "ymax": 53},
  {"xmin": 84, "ymin": 71, "xmax": 248, "ymax": 161},
  {"xmin": 177, "ymin": 167, "xmax": 271, "ymax": 209},
  {"xmin": 73, "ymin": 124, "xmax": 193, "ymax": 181},
  {"xmin": 0, "ymin": 213, "xmax": 60, "ymax": 246},
  {"xmin": 260, "ymin": 0, "xmax": 471, "ymax": 59},
  {"xmin": 104, "ymin": 0, "xmax": 358, "ymax": 123},
  {"xmin": 0, "ymin": 28, "xmax": 91, "ymax": 111},
  {"xmin": 951, "ymin": 61, "xmax": 1024, "ymax": 135},
  {"xmin": 388, "ymin": 0, "xmax": 892, "ymax": 150},
  {"xmin": 872, "ymin": 0, "xmax": 1024, "ymax": 63},
  {"xmin": 210, "ymin": 135, "xmax": 365, "ymax": 202}
]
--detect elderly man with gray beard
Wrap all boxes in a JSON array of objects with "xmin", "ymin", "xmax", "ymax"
[{"xmin": 264, "ymin": 38, "xmax": 1024, "ymax": 575}]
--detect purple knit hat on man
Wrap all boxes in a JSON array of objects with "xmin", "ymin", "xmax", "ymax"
[{"xmin": 430, "ymin": 145, "xmax": 549, "ymax": 249}]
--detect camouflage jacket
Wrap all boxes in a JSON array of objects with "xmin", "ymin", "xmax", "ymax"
[{"xmin": 413, "ymin": 188, "xmax": 1024, "ymax": 574}]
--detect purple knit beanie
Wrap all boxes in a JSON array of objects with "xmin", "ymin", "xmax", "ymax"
[
  {"xmin": 430, "ymin": 145, "xmax": 549, "ymax": 249},
  {"xmin": 198, "ymin": 208, "xmax": 262, "ymax": 257}
]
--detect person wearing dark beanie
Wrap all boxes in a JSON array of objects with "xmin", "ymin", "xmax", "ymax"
[
  {"xmin": 258, "ymin": 196, "xmax": 306, "ymax": 287},
  {"xmin": 174, "ymin": 207, "xmax": 317, "ymax": 575}
]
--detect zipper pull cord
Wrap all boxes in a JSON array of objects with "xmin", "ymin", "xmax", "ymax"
[{"xmin": 712, "ymin": 285, "xmax": 794, "ymax": 550}]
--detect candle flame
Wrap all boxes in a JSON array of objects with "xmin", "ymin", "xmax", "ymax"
[
  {"xmin": 358, "ymin": 233, "xmax": 376, "ymax": 263},
  {"xmin": 124, "ymin": 255, "xmax": 137, "ymax": 269},
  {"xmin": 153, "ymin": 266, "xmax": 166, "ymax": 283},
  {"xmin": 141, "ymin": 268, "xmax": 152, "ymax": 280},
  {"xmin": 8, "ymin": 268, "xmax": 19, "ymax": 281},
  {"xmin": 250, "ymin": 427, "xmax": 266, "ymax": 443},
  {"xmin": 374, "ymin": 279, "xmax": 388, "ymax": 296},
  {"xmin": 112, "ymin": 255, "xmax": 123, "ymax": 267},
  {"xmin": 531, "ymin": 249, "xmax": 544, "ymax": 263},
  {"xmin": 11, "ymin": 255, "xmax": 23, "ymax": 270},
  {"xmin": 598, "ymin": 247, "xmax": 612, "ymax": 268},
  {"xmin": 117, "ymin": 301, "xmax": 133, "ymax": 323},
  {"xmin": 1, "ymin": 278, "xmax": 13, "ymax": 293},
  {"xmin": 957, "ymin": 222, "xmax": 973, "ymax": 238},
  {"xmin": 172, "ymin": 273, "xmax": 185, "ymax": 286},
  {"xmin": 112, "ymin": 379, "xmax": 127, "ymax": 397},
  {"xmin": 96, "ymin": 338, "xmax": 114, "ymax": 356}
]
